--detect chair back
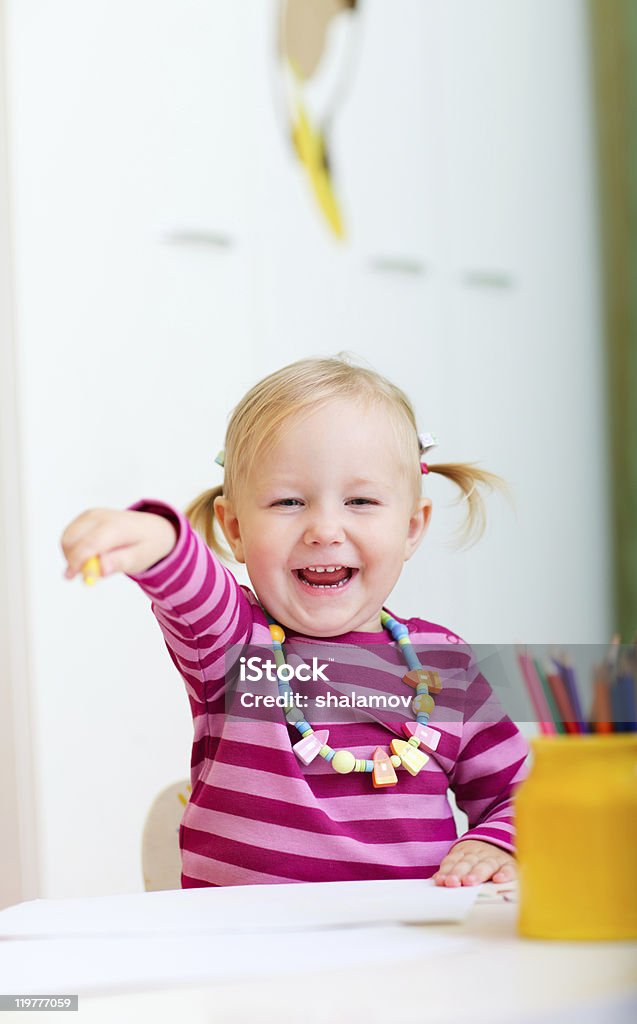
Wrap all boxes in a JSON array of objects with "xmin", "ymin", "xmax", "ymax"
[{"xmin": 141, "ymin": 780, "xmax": 190, "ymax": 891}]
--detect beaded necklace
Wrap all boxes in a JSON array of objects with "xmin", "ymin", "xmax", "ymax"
[{"xmin": 265, "ymin": 609, "xmax": 442, "ymax": 788}]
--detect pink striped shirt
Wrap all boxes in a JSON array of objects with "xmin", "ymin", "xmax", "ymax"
[{"xmin": 130, "ymin": 500, "xmax": 529, "ymax": 888}]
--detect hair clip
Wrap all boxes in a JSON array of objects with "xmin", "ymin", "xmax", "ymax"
[
  {"xmin": 418, "ymin": 432, "xmax": 438, "ymax": 454},
  {"xmin": 214, "ymin": 450, "xmax": 225, "ymax": 467}
]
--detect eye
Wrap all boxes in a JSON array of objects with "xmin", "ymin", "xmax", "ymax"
[
  {"xmin": 347, "ymin": 498, "xmax": 378, "ymax": 506},
  {"xmin": 272, "ymin": 498, "xmax": 303, "ymax": 507}
]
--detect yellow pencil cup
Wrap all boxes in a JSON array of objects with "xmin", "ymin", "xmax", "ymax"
[{"xmin": 515, "ymin": 734, "xmax": 637, "ymax": 940}]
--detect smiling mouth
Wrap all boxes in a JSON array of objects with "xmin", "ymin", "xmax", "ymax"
[{"xmin": 293, "ymin": 566, "xmax": 356, "ymax": 589}]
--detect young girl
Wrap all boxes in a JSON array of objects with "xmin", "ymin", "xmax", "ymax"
[{"xmin": 61, "ymin": 355, "xmax": 528, "ymax": 889}]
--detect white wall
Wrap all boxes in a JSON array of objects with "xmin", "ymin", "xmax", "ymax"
[
  {"xmin": 3, "ymin": 0, "xmax": 610, "ymax": 898},
  {"xmin": 0, "ymin": 0, "xmax": 40, "ymax": 910},
  {"xmin": 250, "ymin": 0, "xmax": 610, "ymax": 646}
]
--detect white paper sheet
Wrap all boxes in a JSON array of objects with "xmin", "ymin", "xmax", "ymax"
[
  {"xmin": 0, "ymin": 925, "xmax": 471, "ymax": 995},
  {"xmin": 0, "ymin": 878, "xmax": 477, "ymax": 939}
]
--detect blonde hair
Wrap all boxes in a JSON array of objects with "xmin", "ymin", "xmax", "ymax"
[{"xmin": 185, "ymin": 353, "xmax": 507, "ymax": 560}]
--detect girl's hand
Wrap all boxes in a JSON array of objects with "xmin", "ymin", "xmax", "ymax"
[
  {"xmin": 432, "ymin": 839, "xmax": 516, "ymax": 887},
  {"xmin": 60, "ymin": 508, "xmax": 177, "ymax": 580}
]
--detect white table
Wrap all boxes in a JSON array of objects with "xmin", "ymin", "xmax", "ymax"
[{"xmin": 1, "ymin": 887, "xmax": 635, "ymax": 1023}]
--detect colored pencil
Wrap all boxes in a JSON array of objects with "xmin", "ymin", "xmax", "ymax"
[
  {"xmin": 516, "ymin": 651, "xmax": 556, "ymax": 734},
  {"xmin": 546, "ymin": 668, "xmax": 579, "ymax": 734},
  {"xmin": 615, "ymin": 673, "xmax": 637, "ymax": 733},
  {"xmin": 533, "ymin": 658, "xmax": 563, "ymax": 734},
  {"xmin": 552, "ymin": 655, "xmax": 588, "ymax": 733},
  {"xmin": 590, "ymin": 666, "xmax": 613, "ymax": 733},
  {"xmin": 516, "ymin": 638, "xmax": 636, "ymax": 738}
]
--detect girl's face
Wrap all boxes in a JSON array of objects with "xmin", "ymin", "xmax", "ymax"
[{"xmin": 215, "ymin": 399, "xmax": 431, "ymax": 637}]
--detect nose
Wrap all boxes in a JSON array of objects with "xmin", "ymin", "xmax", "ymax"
[{"xmin": 303, "ymin": 506, "xmax": 346, "ymax": 547}]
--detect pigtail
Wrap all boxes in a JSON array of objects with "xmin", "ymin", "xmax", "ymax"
[
  {"xmin": 427, "ymin": 462, "xmax": 511, "ymax": 548},
  {"xmin": 184, "ymin": 485, "xmax": 233, "ymax": 561}
]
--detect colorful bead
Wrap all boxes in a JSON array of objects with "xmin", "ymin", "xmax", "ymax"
[
  {"xmin": 390, "ymin": 754, "xmax": 402, "ymax": 768},
  {"xmin": 268, "ymin": 624, "xmax": 286, "ymax": 644},
  {"xmin": 427, "ymin": 671, "xmax": 443, "ymax": 694},
  {"xmin": 402, "ymin": 669, "xmax": 431, "ymax": 689},
  {"xmin": 273, "ymin": 649, "xmax": 287, "ymax": 670},
  {"xmin": 390, "ymin": 738, "xmax": 429, "ymax": 776},
  {"xmin": 332, "ymin": 750, "xmax": 356, "ymax": 774},
  {"xmin": 402, "ymin": 653, "xmax": 421, "ymax": 673},
  {"xmin": 402, "ymin": 721, "xmax": 440, "ymax": 751},
  {"xmin": 384, "ymin": 612, "xmax": 401, "ymax": 634},
  {"xmin": 372, "ymin": 747, "xmax": 398, "ymax": 788},
  {"xmin": 293, "ymin": 729, "xmax": 329, "ymax": 765},
  {"xmin": 412, "ymin": 692, "xmax": 435, "ymax": 716}
]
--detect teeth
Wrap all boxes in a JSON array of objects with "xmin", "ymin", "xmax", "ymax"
[
  {"xmin": 298, "ymin": 578, "xmax": 349, "ymax": 589},
  {"xmin": 295, "ymin": 565, "xmax": 352, "ymax": 590}
]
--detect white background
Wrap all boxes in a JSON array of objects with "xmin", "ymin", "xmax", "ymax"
[{"xmin": 1, "ymin": 0, "xmax": 609, "ymax": 900}]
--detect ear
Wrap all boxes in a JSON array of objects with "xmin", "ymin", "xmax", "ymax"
[
  {"xmin": 404, "ymin": 497, "xmax": 432, "ymax": 561},
  {"xmin": 213, "ymin": 496, "xmax": 245, "ymax": 563}
]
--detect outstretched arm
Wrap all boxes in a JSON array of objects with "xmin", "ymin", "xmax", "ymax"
[{"xmin": 60, "ymin": 500, "xmax": 254, "ymax": 706}]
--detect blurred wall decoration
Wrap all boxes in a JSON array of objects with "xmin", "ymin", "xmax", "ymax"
[
  {"xmin": 276, "ymin": 0, "xmax": 360, "ymax": 238},
  {"xmin": 589, "ymin": 0, "xmax": 637, "ymax": 640}
]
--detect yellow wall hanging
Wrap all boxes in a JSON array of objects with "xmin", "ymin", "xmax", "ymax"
[{"xmin": 277, "ymin": 0, "xmax": 361, "ymax": 240}]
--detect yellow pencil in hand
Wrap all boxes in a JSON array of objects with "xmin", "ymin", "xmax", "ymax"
[{"xmin": 82, "ymin": 556, "xmax": 101, "ymax": 586}]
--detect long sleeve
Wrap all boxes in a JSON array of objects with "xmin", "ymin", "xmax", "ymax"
[
  {"xmin": 126, "ymin": 499, "xmax": 255, "ymax": 708},
  {"xmin": 447, "ymin": 667, "xmax": 530, "ymax": 854}
]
